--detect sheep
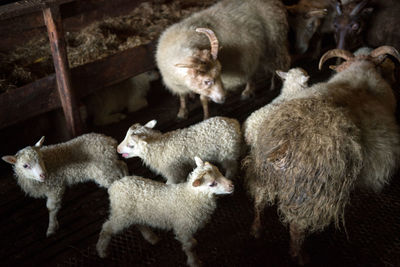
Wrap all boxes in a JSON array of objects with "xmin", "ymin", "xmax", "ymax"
[
  {"xmin": 243, "ymin": 67, "xmax": 310, "ymax": 146},
  {"xmin": 2, "ymin": 133, "xmax": 128, "ymax": 236},
  {"xmin": 242, "ymin": 46, "xmax": 400, "ymax": 264},
  {"xmin": 117, "ymin": 116, "xmax": 242, "ymax": 184},
  {"xmin": 332, "ymin": 0, "xmax": 400, "ymax": 52},
  {"xmin": 82, "ymin": 70, "xmax": 159, "ymax": 126},
  {"xmin": 156, "ymin": 0, "xmax": 290, "ymax": 120},
  {"xmin": 96, "ymin": 156, "xmax": 234, "ymax": 267}
]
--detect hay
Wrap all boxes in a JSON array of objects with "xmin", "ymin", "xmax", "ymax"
[{"xmin": 0, "ymin": 0, "xmax": 217, "ymax": 93}]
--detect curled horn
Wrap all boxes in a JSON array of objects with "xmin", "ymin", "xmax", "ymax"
[
  {"xmin": 319, "ymin": 49, "xmax": 354, "ymax": 70},
  {"xmin": 335, "ymin": 0, "xmax": 343, "ymax": 15},
  {"xmin": 196, "ymin": 28, "xmax": 219, "ymax": 60},
  {"xmin": 350, "ymin": 0, "xmax": 369, "ymax": 16},
  {"xmin": 370, "ymin": 46, "xmax": 400, "ymax": 65}
]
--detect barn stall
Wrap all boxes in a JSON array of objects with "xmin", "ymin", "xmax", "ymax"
[{"xmin": 0, "ymin": 0, "xmax": 399, "ymax": 266}]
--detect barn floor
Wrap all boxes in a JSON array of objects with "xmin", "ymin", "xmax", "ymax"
[{"xmin": 0, "ymin": 58, "xmax": 400, "ymax": 267}]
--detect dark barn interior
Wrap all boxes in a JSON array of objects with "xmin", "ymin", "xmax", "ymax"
[{"xmin": 0, "ymin": 0, "xmax": 399, "ymax": 266}]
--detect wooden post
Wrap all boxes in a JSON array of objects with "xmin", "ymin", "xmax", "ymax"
[{"xmin": 43, "ymin": 4, "xmax": 83, "ymax": 137}]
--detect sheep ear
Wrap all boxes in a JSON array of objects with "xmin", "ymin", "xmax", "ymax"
[
  {"xmin": 192, "ymin": 178, "xmax": 203, "ymax": 187},
  {"xmin": 35, "ymin": 136, "xmax": 45, "ymax": 147},
  {"xmin": 305, "ymin": 9, "xmax": 328, "ymax": 18},
  {"xmin": 276, "ymin": 70, "xmax": 287, "ymax": 80},
  {"xmin": 194, "ymin": 156, "xmax": 204, "ymax": 167},
  {"xmin": 144, "ymin": 120, "xmax": 157, "ymax": 129},
  {"xmin": 175, "ymin": 63, "xmax": 197, "ymax": 69},
  {"xmin": 2, "ymin": 155, "xmax": 17, "ymax": 165},
  {"xmin": 267, "ymin": 143, "xmax": 289, "ymax": 170}
]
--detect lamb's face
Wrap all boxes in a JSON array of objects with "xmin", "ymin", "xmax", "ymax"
[
  {"xmin": 117, "ymin": 120, "xmax": 157, "ymax": 158},
  {"xmin": 191, "ymin": 157, "xmax": 234, "ymax": 195},
  {"xmin": 2, "ymin": 136, "xmax": 47, "ymax": 182},
  {"xmin": 277, "ymin": 68, "xmax": 309, "ymax": 95},
  {"xmin": 15, "ymin": 147, "xmax": 47, "ymax": 182}
]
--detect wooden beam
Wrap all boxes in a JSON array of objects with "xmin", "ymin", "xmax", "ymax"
[
  {"xmin": 43, "ymin": 4, "xmax": 83, "ymax": 137},
  {"xmin": 0, "ymin": 43, "xmax": 155, "ymax": 129}
]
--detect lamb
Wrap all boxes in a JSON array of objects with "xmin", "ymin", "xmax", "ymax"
[
  {"xmin": 82, "ymin": 70, "xmax": 159, "ymax": 126},
  {"xmin": 156, "ymin": 0, "xmax": 290, "ymax": 119},
  {"xmin": 96, "ymin": 156, "xmax": 234, "ymax": 267},
  {"xmin": 117, "ymin": 116, "xmax": 242, "ymax": 184},
  {"xmin": 243, "ymin": 46, "xmax": 400, "ymax": 264},
  {"xmin": 243, "ymin": 67, "xmax": 310, "ymax": 146},
  {"xmin": 2, "ymin": 133, "xmax": 128, "ymax": 236}
]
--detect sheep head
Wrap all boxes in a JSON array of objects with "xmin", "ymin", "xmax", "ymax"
[
  {"xmin": 2, "ymin": 136, "xmax": 47, "ymax": 182},
  {"xmin": 117, "ymin": 120, "xmax": 160, "ymax": 158},
  {"xmin": 175, "ymin": 28, "xmax": 226, "ymax": 104},
  {"xmin": 333, "ymin": 0, "xmax": 373, "ymax": 50},
  {"xmin": 190, "ymin": 156, "xmax": 234, "ymax": 195},
  {"xmin": 318, "ymin": 45, "xmax": 400, "ymax": 72},
  {"xmin": 287, "ymin": 1, "xmax": 328, "ymax": 54}
]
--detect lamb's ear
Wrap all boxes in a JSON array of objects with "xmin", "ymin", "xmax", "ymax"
[
  {"xmin": 276, "ymin": 70, "xmax": 287, "ymax": 80},
  {"xmin": 192, "ymin": 178, "xmax": 203, "ymax": 187},
  {"xmin": 2, "ymin": 155, "xmax": 17, "ymax": 165},
  {"xmin": 266, "ymin": 142, "xmax": 289, "ymax": 170},
  {"xmin": 194, "ymin": 156, "xmax": 204, "ymax": 167},
  {"xmin": 35, "ymin": 136, "xmax": 45, "ymax": 147},
  {"xmin": 144, "ymin": 120, "xmax": 157, "ymax": 129}
]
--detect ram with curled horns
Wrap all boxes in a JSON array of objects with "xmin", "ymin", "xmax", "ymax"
[{"xmin": 156, "ymin": 0, "xmax": 290, "ymax": 120}]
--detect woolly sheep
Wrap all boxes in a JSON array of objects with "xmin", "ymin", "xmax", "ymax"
[
  {"xmin": 82, "ymin": 70, "xmax": 159, "ymax": 126},
  {"xmin": 117, "ymin": 116, "xmax": 242, "ymax": 184},
  {"xmin": 243, "ymin": 67, "xmax": 310, "ymax": 146},
  {"xmin": 243, "ymin": 46, "xmax": 400, "ymax": 264},
  {"xmin": 96, "ymin": 156, "xmax": 234, "ymax": 267},
  {"xmin": 2, "ymin": 133, "xmax": 128, "ymax": 236},
  {"xmin": 156, "ymin": 0, "xmax": 290, "ymax": 119}
]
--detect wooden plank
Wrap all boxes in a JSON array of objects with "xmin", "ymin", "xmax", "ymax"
[
  {"xmin": 0, "ymin": 0, "xmax": 75, "ymax": 20},
  {"xmin": 43, "ymin": 4, "xmax": 82, "ymax": 137},
  {"xmin": 0, "ymin": 43, "xmax": 155, "ymax": 129}
]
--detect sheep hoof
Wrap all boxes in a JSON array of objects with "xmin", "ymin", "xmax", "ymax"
[
  {"xmin": 250, "ymin": 226, "xmax": 261, "ymax": 239},
  {"xmin": 188, "ymin": 257, "xmax": 202, "ymax": 267},
  {"xmin": 46, "ymin": 230, "xmax": 55, "ymax": 237},
  {"xmin": 291, "ymin": 252, "xmax": 310, "ymax": 266},
  {"xmin": 177, "ymin": 109, "xmax": 188, "ymax": 120},
  {"xmin": 96, "ymin": 245, "xmax": 108, "ymax": 258}
]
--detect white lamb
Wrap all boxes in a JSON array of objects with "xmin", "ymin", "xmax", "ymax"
[
  {"xmin": 243, "ymin": 68, "xmax": 310, "ymax": 146},
  {"xmin": 117, "ymin": 116, "xmax": 242, "ymax": 183},
  {"xmin": 82, "ymin": 70, "xmax": 159, "ymax": 126},
  {"xmin": 96, "ymin": 156, "xmax": 234, "ymax": 267},
  {"xmin": 2, "ymin": 133, "xmax": 128, "ymax": 236}
]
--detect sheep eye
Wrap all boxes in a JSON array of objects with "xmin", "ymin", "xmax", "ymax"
[
  {"xmin": 23, "ymin": 164, "xmax": 30, "ymax": 169},
  {"xmin": 351, "ymin": 23, "xmax": 359, "ymax": 31},
  {"xmin": 204, "ymin": 80, "xmax": 213, "ymax": 86},
  {"xmin": 209, "ymin": 181, "xmax": 217, "ymax": 187},
  {"xmin": 128, "ymin": 145, "xmax": 134, "ymax": 148}
]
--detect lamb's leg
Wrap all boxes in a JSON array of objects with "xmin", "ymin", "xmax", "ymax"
[
  {"xmin": 176, "ymin": 233, "xmax": 201, "ymax": 267},
  {"xmin": 200, "ymin": 95, "xmax": 209, "ymax": 120},
  {"xmin": 137, "ymin": 225, "xmax": 160, "ymax": 245},
  {"xmin": 177, "ymin": 95, "xmax": 188, "ymax": 119},
  {"xmin": 289, "ymin": 223, "xmax": 309, "ymax": 265},
  {"xmin": 96, "ymin": 218, "xmax": 129, "ymax": 258},
  {"xmin": 241, "ymin": 80, "xmax": 256, "ymax": 100},
  {"xmin": 221, "ymin": 159, "xmax": 238, "ymax": 180},
  {"xmin": 269, "ymin": 72, "xmax": 276, "ymax": 91},
  {"xmin": 250, "ymin": 194, "xmax": 267, "ymax": 238},
  {"xmin": 46, "ymin": 195, "xmax": 62, "ymax": 237}
]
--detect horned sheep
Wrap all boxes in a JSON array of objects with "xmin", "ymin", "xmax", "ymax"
[
  {"xmin": 243, "ymin": 46, "xmax": 400, "ymax": 264},
  {"xmin": 117, "ymin": 116, "xmax": 242, "ymax": 184},
  {"xmin": 96, "ymin": 156, "xmax": 234, "ymax": 267},
  {"xmin": 156, "ymin": 0, "xmax": 290, "ymax": 119},
  {"xmin": 2, "ymin": 133, "xmax": 128, "ymax": 236}
]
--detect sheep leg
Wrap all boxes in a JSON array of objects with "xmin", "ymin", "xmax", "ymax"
[
  {"xmin": 241, "ymin": 80, "xmax": 256, "ymax": 100},
  {"xmin": 200, "ymin": 95, "xmax": 209, "ymax": 120},
  {"xmin": 46, "ymin": 195, "xmax": 62, "ymax": 237},
  {"xmin": 96, "ymin": 218, "xmax": 128, "ymax": 258},
  {"xmin": 177, "ymin": 95, "xmax": 189, "ymax": 119},
  {"xmin": 176, "ymin": 233, "xmax": 201, "ymax": 267},
  {"xmin": 221, "ymin": 159, "xmax": 238, "ymax": 180},
  {"xmin": 137, "ymin": 225, "xmax": 160, "ymax": 245},
  {"xmin": 269, "ymin": 72, "xmax": 276, "ymax": 91},
  {"xmin": 250, "ymin": 194, "xmax": 267, "ymax": 238},
  {"xmin": 289, "ymin": 223, "xmax": 309, "ymax": 265}
]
